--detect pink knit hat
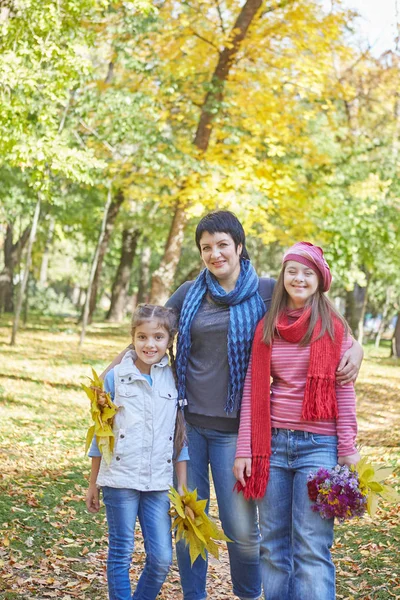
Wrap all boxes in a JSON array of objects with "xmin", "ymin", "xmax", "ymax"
[{"xmin": 283, "ymin": 241, "xmax": 332, "ymax": 292}]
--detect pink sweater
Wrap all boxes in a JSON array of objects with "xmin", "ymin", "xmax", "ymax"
[{"xmin": 236, "ymin": 334, "xmax": 357, "ymax": 458}]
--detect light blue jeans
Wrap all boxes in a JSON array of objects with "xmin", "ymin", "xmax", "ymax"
[
  {"xmin": 176, "ymin": 424, "xmax": 261, "ymax": 600},
  {"xmin": 102, "ymin": 487, "xmax": 172, "ymax": 600},
  {"xmin": 258, "ymin": 428, "xmax": 338, "ymax": 600}
]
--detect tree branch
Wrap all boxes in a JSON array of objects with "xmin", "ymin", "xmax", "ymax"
[
  {"xmin": 214, "ymin": 0, "xmax": 226, "ymax": 33},
  {"xmin": 79, "ymin": 119, "xmax": 120, "ymax": 157},
  {"xmin": 259, "ymin": 0, "xmax": 295, "ymax": 19},
  {"xmin": 194, "ymin": 0, "xmax": 263, "ymax": 151},
  {"xmin": 190, "ymin": 27, "xmax": 220, "ymax": 51}
]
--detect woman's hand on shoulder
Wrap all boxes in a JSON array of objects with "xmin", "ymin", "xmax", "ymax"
[
  {"xmin": 336, "ymin": 339, "xmax": 364, "ymax": 385},
  {"xmin": 338, "ymin": 450, "xmax": 361, "ymax": 467},
  {"xmin": 233, "ymin": 457, "xmax": 252, "ymax": 487}
]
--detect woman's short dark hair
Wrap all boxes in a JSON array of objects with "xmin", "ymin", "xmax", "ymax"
[{"xmin": 195, "ymin": 210, "xmax": 250, "ymax": 260}]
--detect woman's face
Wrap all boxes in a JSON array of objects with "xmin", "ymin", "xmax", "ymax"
[
  {"xmin": 199, "ymin": 231, "xmax": 242, "ymax": 284},
  {"xmin": 283, "ymin": 260, "xmax": 319, "ymax": 309}
]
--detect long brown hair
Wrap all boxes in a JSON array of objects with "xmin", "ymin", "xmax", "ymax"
[
  {"xmin": 131, "ymin": 304, "xmax": 186, "ymax": 458},
  {"xmin": 263, "ymin": 265, "xmax": 350, "ymax": 346}
]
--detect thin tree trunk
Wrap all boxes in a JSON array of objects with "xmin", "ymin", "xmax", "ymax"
[
  {"xmin": 23, "ymin": 270, "xmax": 30, "ymax": 325},
  {"xmin": 87, "ymin": 189, "xmax": 125, "ymax": 322},
  {"xmin": 76, "ymin": 287, "xmax": 84, "ymax": 309},
  {"xmin": 136, "ymin": 245, "xmax": 151, "ymax": 306},
  {"xmin": 391, "ymin": 312, "xmax": 400, "ymax": 358},
  {"xmin": 375, "ymin": 287, "xmax": 393, "ymax": 348},
  {"xmin": 357, "ymin": 274, "xmax": 370, "ymax": 345},
  {"xmin": 79, "ymin": 185, "xmax": 114, "ymax": 346},
  {"xmin": 345, "ymin": 289, "xmax": 357, "ymax": 334},
  {"xmin": 10, "ymin": 200, "xmax": 41, "ymax": 346},
  {"xmin": 106, "ymin": 227, "xmax": 140, "ymax": 322},
  {"xmin": 150, "ymin": 0, "xmax": 263, "ymax": 303},
  {"xmin": 0, "ymin": 224, "xmax": 31, "ymax": 313},
  {"xmin": 39, "ymin": 216, "xmax": 55, "ymax": 286}
]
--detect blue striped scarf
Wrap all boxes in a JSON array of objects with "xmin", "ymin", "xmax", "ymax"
[{"xmin": 176, "ymin": 260, "xmax": 266, "ymax": 414}]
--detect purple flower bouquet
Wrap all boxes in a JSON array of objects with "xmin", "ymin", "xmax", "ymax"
[{"xmin": 307, "ymin": 465, "xmax": 367, "ymax": 521}]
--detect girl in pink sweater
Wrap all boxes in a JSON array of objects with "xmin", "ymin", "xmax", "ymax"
[{"xmin": 233, "ymin": 242, "xmax": 359, "ymax": 600}]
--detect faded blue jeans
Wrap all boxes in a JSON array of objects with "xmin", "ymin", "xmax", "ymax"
[
  {"xmin": 102, "ymin": 487, "xmax": 172, "ymax": 600},
  {"xmin": 176, "ymin": 424, "xmax": 261, "ymax": 600},
  {"xmin": 258, "ymin": 428, "xmax": 338, "ymax": 600}
]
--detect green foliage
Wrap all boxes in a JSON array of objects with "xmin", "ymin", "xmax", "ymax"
[{"xmin": 0, "ymin": 0, "xmax": 399, "ymax": 325}]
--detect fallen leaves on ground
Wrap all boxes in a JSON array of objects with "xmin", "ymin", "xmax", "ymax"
[{"xmin": 0, "ymin": 320, "xmax": 399, "ymax": 599}]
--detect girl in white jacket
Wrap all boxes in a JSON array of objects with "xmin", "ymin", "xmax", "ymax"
[{"xmin": 86, "ymin": 304, "xmax": 188, "ymax": 600}]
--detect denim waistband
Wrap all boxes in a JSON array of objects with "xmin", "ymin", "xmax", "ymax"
[
  {"xmin": 272, "ymin": 427, "xmax": 311, "ymax": 438},
  {"xmin": 272, "ymin": 428, "xmax": 338, "ymax": 441}
]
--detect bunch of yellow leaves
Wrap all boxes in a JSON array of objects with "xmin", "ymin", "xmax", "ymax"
[
  {"xmin": 356, "ymin": 456, "xmax": 400, "ymax": 517},
  {"xmin": 83, "ymin": 368, "xmax": 118, "ymax": 465},
  {"xmin": 168, "ymin": 486, "xmax": 231, "ymax": 565}
]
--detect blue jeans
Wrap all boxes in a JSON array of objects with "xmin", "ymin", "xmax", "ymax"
[
  {"xmin": 176, "ymin": 424, "xmax": 261, "ymax": 600},
  {"xmin": 102, "ymin": 487, "xmax": 172, "ymax": 600},
  {"xmin": 258, "ymin": 429, "xmax": 338, "ymax": 600}
]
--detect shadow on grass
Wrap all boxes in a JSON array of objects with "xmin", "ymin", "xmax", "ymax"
[{"xmin": 0, "ymin": 372, "xmax": 82, "ymax": 391}]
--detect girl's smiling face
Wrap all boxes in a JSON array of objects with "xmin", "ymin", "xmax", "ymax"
[
  {"xmin": 133, "ymin": 320, "xmax": 170, "ymax": 374},
  {"xmin": 284, "ymin": 260, "xmax": 319, "ymax": 309}
]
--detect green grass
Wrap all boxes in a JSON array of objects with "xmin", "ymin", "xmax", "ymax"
[{"xmin": 0, "ymin": 317, "xmax": 399, "ymax": 599}]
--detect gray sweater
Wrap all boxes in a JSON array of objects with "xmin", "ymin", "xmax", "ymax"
[{"xmin": 166, "ymin": 277, "xmax": 275, "ymax": 432}]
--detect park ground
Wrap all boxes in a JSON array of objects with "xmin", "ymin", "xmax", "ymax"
[{"xmin": 0, "ymin": 316, "xmax": 399, "ymax": 600}]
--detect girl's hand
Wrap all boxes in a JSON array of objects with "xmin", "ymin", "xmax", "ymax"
[
  {"xmin": 338, "ymin": 451, "xmax": 361, "ymax": 467},
  {"xmin": 86, "ymin": 484, "xmax": 101, "ymax": 513},
  {"xmin": 233, "ymin": 457, "xmax": 252, "ymax": 487},
  {"xmin": 336, "ymin": 339, "xmax": 363, "ymax": 385}
]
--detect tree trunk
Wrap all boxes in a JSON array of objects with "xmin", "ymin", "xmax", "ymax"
[
  {"xmin": 150, "ymin": 204, "xmax": 187, "ymax": 305},
  {"xmin": 80, "ymin": 185, "xmax": 115, "ymax": 346},
  {"xmin": 391, "ymin": 312, "xmax": 400, "ymax": 358},
  {"xmin": 345, "ymin": 283, "xmax": 368, "ymax": 336},
  {"xmin": 149, "ymin": 0, "xmax": 263, "ymax": 303},
  {"xmin": 106, "ymin": 226, "xmax": 140, "ymax": 322},
  {"xmin": 10, "ymin": 200, "xmax": 41, "ymax": 346},
  {"xmin": 86, "ymin": 189, "xmax": 125, "ymax": 322},
  {"xmin": 357, "ymin": 274, "xmax": 370, "ymax": 345},
  {"xmin": 136, "ymin": 245, "xmax": 151, "ymax": 306},
  {"xmin": 39, "ymin": 216, "xmax": 55, "ymax": 286},
  {"xmin": 374, "ymin": 287, "xmax": 393, "ymax": 348},
  {"xmin": 76, "ymin": 287, "xmax": 84, "ymax": 309},
  {"xmin": 0, "ymin": 223, "xmax": 31, "ymax": 313},
  {"xmin": 23, "ymin": 270, "xmax": 31, "ymax": 325}
]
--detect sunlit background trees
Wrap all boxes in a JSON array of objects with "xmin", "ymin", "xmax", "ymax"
[{"xmin": 1, "ymin": 0, "xmax": 399, "ymax": 353}]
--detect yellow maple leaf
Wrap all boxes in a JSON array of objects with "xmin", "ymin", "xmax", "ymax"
[
  {"xmin": 82, "ymin": 369, "xmax": 118, "ymax": 465},
  {"xmin": 355, "ymin": 457, "xmax": 400, "ymax": 517},
  {"xmin": 168, "ymin": 486, "xmax": 231, "ymax": 565}
]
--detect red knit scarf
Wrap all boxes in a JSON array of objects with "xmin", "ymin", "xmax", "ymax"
[{"xmin": 236, "ymin": 307, "xmax": 344, "ymax": 500}]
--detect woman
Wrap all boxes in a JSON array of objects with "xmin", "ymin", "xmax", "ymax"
[
  {"xmin": 103, "ymin": 211, "xmax": 363, "ymax": 600},
  {"xmin": 166, "ymin": 212, "xmax": 362, "ymax": 600}
]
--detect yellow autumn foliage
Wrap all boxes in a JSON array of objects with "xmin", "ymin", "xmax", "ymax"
[
  {"xmin": 356, "ymin": 457, "xmax": 400, "ymax": 517},
  {"xmin": 168, "ymin": 486, "xmax": 231, "ymax": 565},
  {"xmin": 83, "ymin": 368, "xmax": 118, "ymax": 465}
]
